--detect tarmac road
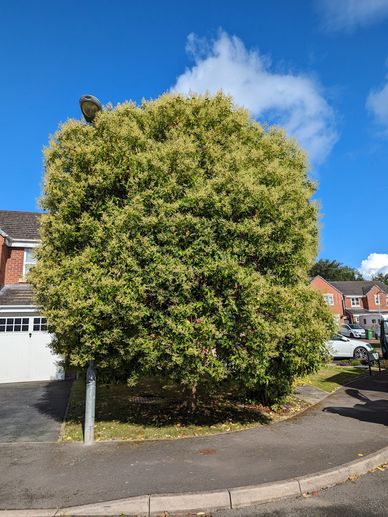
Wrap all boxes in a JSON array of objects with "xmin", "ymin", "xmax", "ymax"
[
  {"xmin": 0, "ymin": 371, "xmax": 387, "ymax": 510},
  {"xmin": 215, "ymin": 466, "xmax": 388, "ymax": 517}
]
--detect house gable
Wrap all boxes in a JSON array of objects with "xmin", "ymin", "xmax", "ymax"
[
  {"xmin": 310, "ymin": 276, "xmax": 344, "ymax": 322},
  {"xmin": 0, "ymin": 211, "xmax": 41, "ymax": 287},
  {"xmin": 365, "ymin": 284, "xmax": 388, "ymax": 311}
]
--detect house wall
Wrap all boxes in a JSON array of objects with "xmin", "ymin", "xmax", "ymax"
[
  {"xmin": 310, "ymin": 276, "xmax": 344, "ymax": 323},
  {"xmin": 344, "ymin": 296, "xmax": 366, "ymax": 309},
  {"xmin": 4, "ymin": 247, "xmax": 24, "ymax": 284},
  {"xmin": 0, "ymin": 235, "xmax": 7, "ymax": 285},
  {"xmin": 365, "ymin": 285, "xmax": 388, "ymax": 311}
]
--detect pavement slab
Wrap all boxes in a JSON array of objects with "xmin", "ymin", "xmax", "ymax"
[
  {"xmin": 0, "ymin": 371, "xmax": 387, "ymax": 510},
  {"xmin": 294, "ymin": 385, "xmax": 328, "ymax": 404}
]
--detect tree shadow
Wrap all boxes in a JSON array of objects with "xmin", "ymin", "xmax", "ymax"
[
  {"xmin": 317, "ymin": 369, "xmax": 370, "ymax": 390},
  {"xmin": 67, "ymin": 378, "xmax": 272, "ymax": 429},
  {"xmin": 33, "ymin": 380, "xmax": 73, "ymax": 422},
  {"xmin": 323, "ymin": 388, "xmax": 388, "ymax": 426}
]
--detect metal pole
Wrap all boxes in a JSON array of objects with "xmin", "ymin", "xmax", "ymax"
[{"xmin": 84, "ymin": 360, "xmax": 96, "ymax": 445}]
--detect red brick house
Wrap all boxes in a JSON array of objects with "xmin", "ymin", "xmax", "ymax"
[
  {"xmin": 330, "ymin": 280, "xmax": 388, "ymax": 325},
  {"xmin": 310, "ymin": 275, "xmax": 388, "ymax": 327},
  {"xmin": 310, "ymin": 275, "xmax": 344, "ymax": 325},
  {"xmin": 0, "ymin": 210, "xmax": 64, "ymax": 383}
]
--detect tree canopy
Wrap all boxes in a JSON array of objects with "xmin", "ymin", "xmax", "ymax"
[
  {"xmin": 310, "ymin": 259, "xmax": 363, "ymax": 281},
  {"xmin": 30, "ymin": 93, "xmax": 334, "ymax": 404},
  {"xmin": 372, "ymin": 272, "xmax": 388, "ymax": 284}
]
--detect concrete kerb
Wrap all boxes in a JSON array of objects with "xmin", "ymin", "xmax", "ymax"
[{"xmin": 1, "ymin": 445, "xmax": 388, "ymax": 517}]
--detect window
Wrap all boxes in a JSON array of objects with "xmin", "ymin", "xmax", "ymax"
[
  {"xmin": 374, "ymin": 294, "xmax": 381, "ymax": 305},
  {"xmin": 372, "ymin": 319, "xmax": 376, "ymax": 324},
  {"xmin": 24, "ymin": 248, "xmax": 37, "ymax": 277},
  {"xmin": 363, "ymin": 318, "xmax": 367, "ymax": 324},
  {"xmin": 33, "ymin": 317, "xmax": 47, "ymax": 332},
  {"xmin": 0, "ymin": 317, "xmax": 29, "ymax": 332},
  {"xmin": 323, "ymin": 294, "xmax": 334, "ymax": 306},
  {"xmin": 351, "ymin": 297, "xmax": 360, "ymax": 307}
]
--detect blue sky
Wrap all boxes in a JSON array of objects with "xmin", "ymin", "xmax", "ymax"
[{"xmin": 1, "ymin": 0, "xmax": 388, "ymax": 277}]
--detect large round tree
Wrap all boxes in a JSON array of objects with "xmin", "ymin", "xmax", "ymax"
[{"xmin": 31, "ymin": 93, "xmax": 334, "ymax": 404}]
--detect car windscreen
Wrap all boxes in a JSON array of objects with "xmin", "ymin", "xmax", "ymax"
[{"xmin": 349, "ymin": 324, "xmax": 363, "ymax": 329}]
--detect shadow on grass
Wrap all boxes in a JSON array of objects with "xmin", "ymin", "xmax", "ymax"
[
  {"xmin": 67, "ymin": 377, "xmax": 271, "ymax": 429},
  {"xmin": 309, "ymin": 366, "xmax": 373, "ymax": 393},
  {"xmin": 322, "ymin": 370, "xmax": 369, "ymax": 387}
]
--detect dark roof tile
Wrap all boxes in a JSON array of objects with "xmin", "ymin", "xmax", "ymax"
[
  {"xmin": 0, "ymin": 210, "xmax": 41, "ymax": 240},
  {"xmin": 330, "ymin": 280, "xmax": 388, "ymax": 295},
  {"xmin": 0, "ymin": 284, "xmax": 35, "ymax": 306}
]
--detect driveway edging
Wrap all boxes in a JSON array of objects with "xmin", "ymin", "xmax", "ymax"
[{"xmin": 1, "ymin": 444, "xmax": 387, "ymax": 516}]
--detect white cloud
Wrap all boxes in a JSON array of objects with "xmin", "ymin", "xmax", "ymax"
[
  {"xmin": 171, "ymin": 32, "xmax": 337, "ymax": 165},
  {"xmin": 359, "ymin": 253, "xmax": 388, "ymax": 279},
  {"xmin": 318, "ymin": 0, "xmax": 388, "ymax": 32},
  {"xmin": 366, "ymin": 78, "xmax": 388, "ymax": 132}
]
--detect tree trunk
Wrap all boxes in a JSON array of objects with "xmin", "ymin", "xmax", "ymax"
[
  {"xmin": 179, "ymin": 384, "xmax": 197, "ymax": 413},
  {"xmin": 188, "ymin": 384, "xmax": 197, "ymax": 413}
]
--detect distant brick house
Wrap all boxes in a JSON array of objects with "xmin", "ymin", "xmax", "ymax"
[
  {"xmin": 310, "ymin": 276, "xmax": 344, "ymax": 325},
  {"xmin": 310, "ymin": 275, "xmax": 388, "ymax": 327},
  {"xmin": 0, "ymin": 210, "xmax": 64, "ymax": 383}
]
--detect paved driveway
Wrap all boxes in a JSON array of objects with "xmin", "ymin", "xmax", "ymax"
[{"xmin": 0, "ymin": 380, "xmax": 72, "ymax": 442}]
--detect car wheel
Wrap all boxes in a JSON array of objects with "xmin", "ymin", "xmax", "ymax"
[
  {"xmin": 350, "ymin": 332, "xmax": 355, "ymax": 338},
  {"xmin": 354, "ymin": 347, "xmax": 368, "ymax": 360}
]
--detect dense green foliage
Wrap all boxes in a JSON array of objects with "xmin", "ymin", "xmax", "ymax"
[
  {"xmin": 310, "ymin": 258, "xmax": 363, "ymax": 281},
  {"xmin": 373, "ymin": 272, "xmax": 388, "ymax": 284},
  {"xmin": 31, "ymin": 93, "xmax": 334, "ymax": 404}
]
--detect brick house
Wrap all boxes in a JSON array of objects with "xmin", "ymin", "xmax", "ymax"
[
  {"xmin": 310, "ymin": 275, "xmax": 344, "ymax": 325},
  {"xmin": 310, "ymin": 275, "xmax": 388, "ymax": 328},
  {"xmin": 330, "ymin": 280, "xmax": 388, "ymax": 326},
  {"xmin": 0, "ymin": 210, "xmax": 64, "ymax": 383}
]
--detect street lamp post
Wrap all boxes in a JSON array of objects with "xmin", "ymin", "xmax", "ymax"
[
  {"xmin": 84, "ymin": 360, "xmax": 96, "ymax": 445},
  {"xmin": 79, "ymin": 94, "xmax": 102, "ymax": 445}
]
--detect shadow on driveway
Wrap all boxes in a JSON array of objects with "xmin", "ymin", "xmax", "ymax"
[
  {"xmin": 0, "ymin": 380, "xmax": 72, "ymax": 442},
  {"xmin": 323, "ymin": 388, "xmax": 388, "ymax": 426}
]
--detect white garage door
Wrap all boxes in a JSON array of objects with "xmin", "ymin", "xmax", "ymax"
[{"xmin": 0, "ymin": 315, "xmax": 64, "ymax": 384}]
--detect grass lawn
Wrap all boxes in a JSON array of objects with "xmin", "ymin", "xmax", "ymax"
[
  {"xmin": 62, "ymin": 377, "xmax": 308, "ymax": 442},
  {"xmin": 298, "ymin": 363, "xmax": 375, "ymax": 393},
  {"xmin": 63, "ymin": 362, "xmax": 385, "ymax": 442}
]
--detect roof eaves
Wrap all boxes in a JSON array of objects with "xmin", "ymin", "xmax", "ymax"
[
  {"xmin": 5, "ymin": 236, "xmax": 40, "ymax": 248},
  {"xmin": 311, "ymin": 275, "xmax": 344, "ymax": 295},
  {"xmin": 363, "ymin": 285, "xmax": 375, "ymax": 295},
  {"xmin": 367, "ymin": 283, "xmax": 388, "ymax": 295},
  {"xmin": 0, "ymin": 227, "xmax": 9, "ymax": 239}
]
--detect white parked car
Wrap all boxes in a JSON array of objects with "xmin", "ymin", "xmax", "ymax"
[
  {"xmin": 340, "ymin": 324, "xmax": 366, "ymax": 339},
  {"xmin": 325, "ymin": 334, "xmax": 373, "ymax": 360}
]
